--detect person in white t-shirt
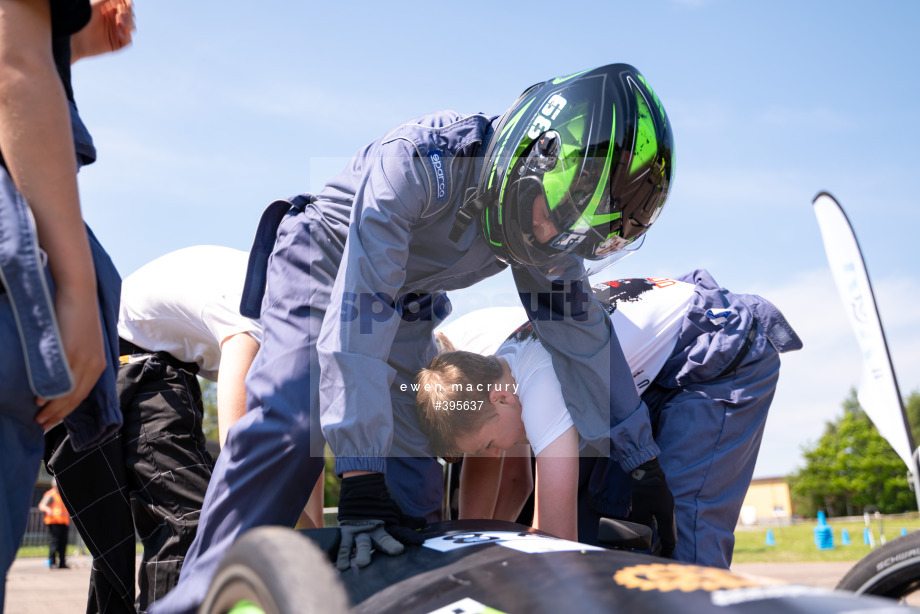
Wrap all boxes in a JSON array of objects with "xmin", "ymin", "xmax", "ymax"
[
  {"xmin": 44, "ymin": 245, "xmax": 322, "ymax": 612},
  {"xmin": 118, "ymin": 245, "xmax": 264, "ymax": 447},
  {"xmin": 421, "ymin": 277, "xmax": 695, "ymax": 541},
  {"xmin": 418, "ymin": 270, "xmax": 802, "ymax": 567}
]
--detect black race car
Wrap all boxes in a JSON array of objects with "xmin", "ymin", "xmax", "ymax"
[{"xmin": 199, "ymin": 519, "xmax": 916, "ymax": 614}]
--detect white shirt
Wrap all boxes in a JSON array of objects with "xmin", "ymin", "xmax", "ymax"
[
  {"xmin": 494, "ymin": 337, "xmax": 571, "ymax": 456},
  {"xmin": 438, "ymin": 306, "xmax": 532, "ymax": 356},
  {"xmin": 117, "ymin": 245, "xmax": 262, "ymax": 381},
  {"xmin": 437, "ymin": 278, "xmax": 696, "ymax": 455}
]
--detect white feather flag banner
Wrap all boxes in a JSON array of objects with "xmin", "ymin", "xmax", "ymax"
[{"xmin": 812, "ymin": 192, "xmax": 915, "ymax": 472}]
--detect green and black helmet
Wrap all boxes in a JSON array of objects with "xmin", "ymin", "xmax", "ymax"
[{"xmin": 475, "ymin": 63, "xmax": 674, "ymax": 277}]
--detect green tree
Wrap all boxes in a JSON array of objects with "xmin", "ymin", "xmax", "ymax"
[
  {"xmin": 905, "ymin": 390, "xmax": 920, "ymax": 444},
  {"xmin": 324, "ymin": 448, "xmax": 340, "ymax": 508},
  {"xmin": 789, "ymin": 389, "xmax": 920, "ymax": 518}
]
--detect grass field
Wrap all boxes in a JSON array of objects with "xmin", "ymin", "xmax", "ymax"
[
  {"xmin": 17, "ymin": 543, "xmax": 141, "ymax": 559},
  {"xmin": 732, "ymin": 516, "xmax": 920, "ymax": 563},
  {"xmin": 15, "ymin": 545, "xmax": 85, "ymax": 559}
]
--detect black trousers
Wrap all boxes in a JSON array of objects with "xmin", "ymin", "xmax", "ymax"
[
  {"xmin": 45, "ymin": 350, "xmax": 214, "ymax": 613},
  {"xmin": 47, "ymin": 523, "xmax": 68, "ymax": 567}
]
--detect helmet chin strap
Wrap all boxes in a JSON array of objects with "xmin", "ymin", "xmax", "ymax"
[
  {"xmin": 450, "ymin": 116, "xmax": 503, "ymax": 244},
  {"xmin": 448, "ymin": 187, "xmax": 486, "ymax": 242}
]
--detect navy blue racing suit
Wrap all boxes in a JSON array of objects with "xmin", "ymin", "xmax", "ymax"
[{"xmin": 577, "ymin": 269, "xmax": 802, "ymax": 568}]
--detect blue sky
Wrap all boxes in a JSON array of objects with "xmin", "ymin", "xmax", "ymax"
[{"xmin": 71, "ymin": 1, "xmax": 919, "ymax": 479}]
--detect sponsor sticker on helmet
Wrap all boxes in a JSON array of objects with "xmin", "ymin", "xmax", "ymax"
[
  {"xmin": 527, "ymin": 94, "xmax": 568, "ymax": 140},
  {"xmin": 550, "ymin": 231, "xmax": 586, "ymax": 251},
  {"xmin": 595, "ymin": 234, "xmax": 631, "ymax": 256}
]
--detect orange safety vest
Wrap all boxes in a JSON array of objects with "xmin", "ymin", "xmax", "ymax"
[{"xmin": 41, "ymin": 489, "xmax": 70, "ymax": 526}]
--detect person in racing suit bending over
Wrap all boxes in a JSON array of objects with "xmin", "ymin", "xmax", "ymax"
[{"xmin": 151, "ymin": 62, "xmax": 676, "ymax": 613}]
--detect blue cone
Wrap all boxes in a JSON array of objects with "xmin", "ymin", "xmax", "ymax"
[
  {"xmin": 814, "ymin": 514, "xmax": 834, "ymax": 550},
  {"xmin": 841, "ymin": 528, "xmax": 851, "ymax": 545},
  {"xmin": 765, "ymin": 529, "xmax": 776, "ymax": 546}
]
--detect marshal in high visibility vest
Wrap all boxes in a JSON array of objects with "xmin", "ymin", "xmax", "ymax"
[{"xmin": 38, "ymin": 479, "xmax": 70, "ymax": 569}]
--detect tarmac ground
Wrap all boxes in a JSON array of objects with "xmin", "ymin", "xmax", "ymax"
[{"xmin": 5, "ymin": 556, "xmax": 895, "ymax": 614}]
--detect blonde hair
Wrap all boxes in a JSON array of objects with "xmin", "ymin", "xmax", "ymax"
[{"xmin": 415, "ymin": 351, "xmax": 503, "ymax": 457}]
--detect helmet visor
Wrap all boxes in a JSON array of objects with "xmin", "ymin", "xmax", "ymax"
[
  {"xmin": 583, "ymin": 233, "xmax": 644, "ymax": 278},
  {"xmin": 501, "ymin": 174, "xmax": 573, "ymax": 267},
  {"xmin": 501, "ymin": 152, "xmax": 608, "ymax": 267},
  {"xmin": 529, "ymin": 234, "xmax": 644, "ymax": 281}
]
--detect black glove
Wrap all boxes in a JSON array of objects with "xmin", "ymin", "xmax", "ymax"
[
  {"xmin": 336, "ymin": 473, "xmax": 427, "ymax": 570},
  {"xmin": 628, "ymin": 458, "xmax": 677, "ymax": 558}
]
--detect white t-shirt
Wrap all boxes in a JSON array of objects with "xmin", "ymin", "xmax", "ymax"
[
  {"xmin": 436, "ymin": 278, "xmax": 696, "ymax": 455},
  {"xmin": 494, "ymin": 337, "xmax": 571, "ymax": 456},
  {"xmin": 438, "ymin": 306, "xmax": 532, "ymax": 356},
  {"xmin": 117, "ymin": 245, "xmax": 263, "ymax": 381}
]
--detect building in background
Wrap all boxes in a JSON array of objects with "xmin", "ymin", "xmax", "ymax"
[{"xmin": 739, "ymin": 477, "xmax": 793, "ymax": 526}]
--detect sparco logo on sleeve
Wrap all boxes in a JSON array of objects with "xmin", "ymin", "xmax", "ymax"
[{"xmin": 427, "ymin": 149, "xmax": 447, "ymax": 201}]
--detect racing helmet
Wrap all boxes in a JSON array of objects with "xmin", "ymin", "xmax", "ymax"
[{"xmin": 477, "ymin": 63, "xmax": 675, "ymax": 277}]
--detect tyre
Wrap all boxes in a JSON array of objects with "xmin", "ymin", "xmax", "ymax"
[
  {"xmin": 836, "ymin": 530, "xmax": 920, "ymax": 601},
  {"xmin": 199, "ymin": 526, "xmax": 350, "ymax": 614}
]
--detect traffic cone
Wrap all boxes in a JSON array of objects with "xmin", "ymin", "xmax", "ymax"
[
  {"xmin": 814, "ymin": 511, "xmax": 834, "ymax": 550},
  {"xmin": 765, "ymin": 529, "xmax": 776, "ymax": 546},
  {"xmin": 841, "ymin": 528, "xmax": 851, "ymax": 545}
]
